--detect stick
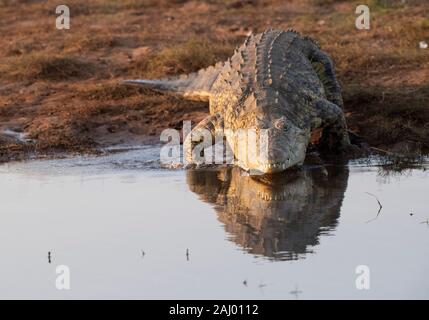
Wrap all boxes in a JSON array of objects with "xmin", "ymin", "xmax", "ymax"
[{"xmin": 365, "ymin": 192, "xmax": 383, "ymax": 223}]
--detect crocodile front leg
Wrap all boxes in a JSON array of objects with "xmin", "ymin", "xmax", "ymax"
[
  {"xmin": 314, "ymin": 99, "xmax": 350, "ymax": 151},
  {"xmin": 184, "ymin": 113, "xmax": 224, "ymax": 165},
  {"xmin": 307, "ymin": 46, "xmax": 344, "ymax": 109}
]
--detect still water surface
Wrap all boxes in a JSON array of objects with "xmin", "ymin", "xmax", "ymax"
[{"xmin": 0, "ymin": 146, "xmax": 428, "ymax": 299}]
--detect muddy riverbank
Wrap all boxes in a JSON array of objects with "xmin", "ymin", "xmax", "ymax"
[{"xmin": 1, "ymin": 0, "xmax": 428, "ymax": 162}]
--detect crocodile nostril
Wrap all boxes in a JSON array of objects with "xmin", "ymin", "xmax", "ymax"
[{"xmin": 274, "ymin": 116, "xmax": 287, "ymax": 130}]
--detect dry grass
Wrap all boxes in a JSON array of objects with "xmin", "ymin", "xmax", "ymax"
[
  {"xmin": 344, "ymin": 84, "xmax": 429, "ymax": 147},
  {"xmin": 131, "ymin": 38, "xmax": 233, "ymax": 77},
  {"xmin": 81, "ymin": 83, "xmax": 150, "ymax": 101},
  {"xmin": 0, "ymin": 54, "xmax": 96, "ymax": 81},
  {"xmin": 0, "ymin": 0, "xmax": 428, "ymax": 158}
]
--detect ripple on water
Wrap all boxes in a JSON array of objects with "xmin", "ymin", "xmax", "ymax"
[{"xmin": 0, "ymin": 144, "xmax": 183, "ymax": 177}]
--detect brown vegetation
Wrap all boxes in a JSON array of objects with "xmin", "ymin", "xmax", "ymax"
[{"xmin": 0, "ymin": 0, "xmax": 428, "ymax": 161}]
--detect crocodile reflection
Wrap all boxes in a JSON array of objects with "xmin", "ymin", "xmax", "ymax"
[{"xmin": 187, "ymin": 166, "xmax": 349, "ymax": 261}]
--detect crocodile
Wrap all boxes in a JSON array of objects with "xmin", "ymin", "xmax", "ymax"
[{"xmin": 123, "ymin": 28, "xmax": 351, "ymax": 174}]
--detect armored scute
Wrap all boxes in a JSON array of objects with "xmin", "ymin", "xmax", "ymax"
[{"xmin": 124, "ymin": 29, "xmax": 351, "ymax": 174}]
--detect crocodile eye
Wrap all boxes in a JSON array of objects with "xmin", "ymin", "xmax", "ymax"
[{"xmin": 274, "ymin": 116, "xmax": 287, "ymax": 130}]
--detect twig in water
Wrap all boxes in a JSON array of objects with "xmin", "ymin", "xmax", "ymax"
[
  {"xmin": 258, "ymin": 283, "xmax": 267, "ymax": 294},
  {"xmin": 290, "ymin": 285, "xmax": 303, "ymax": 300},
  {"xmin": 420, "ymin": 219, "xmax": 429, "ymax": 225},
  {"xmin": 365, "ymin": 192, "xmax": 383, "ymax": 223}
]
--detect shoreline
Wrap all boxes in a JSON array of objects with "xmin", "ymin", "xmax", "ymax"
[{"xmin": 1, "ymin": 0, "xmax": 427, "ymax": 164}]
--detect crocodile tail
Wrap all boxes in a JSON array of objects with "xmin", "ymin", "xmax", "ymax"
[{"xmin": 121, "ymin": 62, "xmax": 223, "ymax": 102}]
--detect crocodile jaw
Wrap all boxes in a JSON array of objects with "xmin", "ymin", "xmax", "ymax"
[
  {"xmin": 245, "ymin": 157, "xmax": 304, "ymax": 174},
  {"xmin": 252, "ymin": 160, "xmax": 295, "ymax": 174},
  {"xmin": 235, "ymin": 148, "xmax": 306, "ymax": 174},
  {"xmin": 231, "ymin": 129, "xmax": 309, "ymax": 175}
]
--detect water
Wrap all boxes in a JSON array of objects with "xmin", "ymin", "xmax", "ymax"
[{"xmin": 0, "ymin": 147, "xmax": 428, "ymax": 299}]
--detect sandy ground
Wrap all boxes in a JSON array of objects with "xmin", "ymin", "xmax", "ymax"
[{"xmin": 0, "ymin": 0, "xmax": 428, "ymax": 161}]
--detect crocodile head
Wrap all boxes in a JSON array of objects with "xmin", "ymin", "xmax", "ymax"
[{"xmin": 225, "ymin": 113, "xmax": 310, "ymax": 175}]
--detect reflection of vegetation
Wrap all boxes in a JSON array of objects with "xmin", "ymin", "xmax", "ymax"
[
  {"xmin": 365, "ymin": 152, "xmax": 428, "ymax": 183},
  {"xmin": 351, "ymin": 154, "xmax": 427, "ymax": 182},
  {"xmin": 376, "ymin": 154, "xmax": 427, "ymax": 176}
]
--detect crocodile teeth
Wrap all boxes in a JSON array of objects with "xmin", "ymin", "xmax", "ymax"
[{"xmin": 258, "ymin": 161, "xmax": 291, "ymax": 171}]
